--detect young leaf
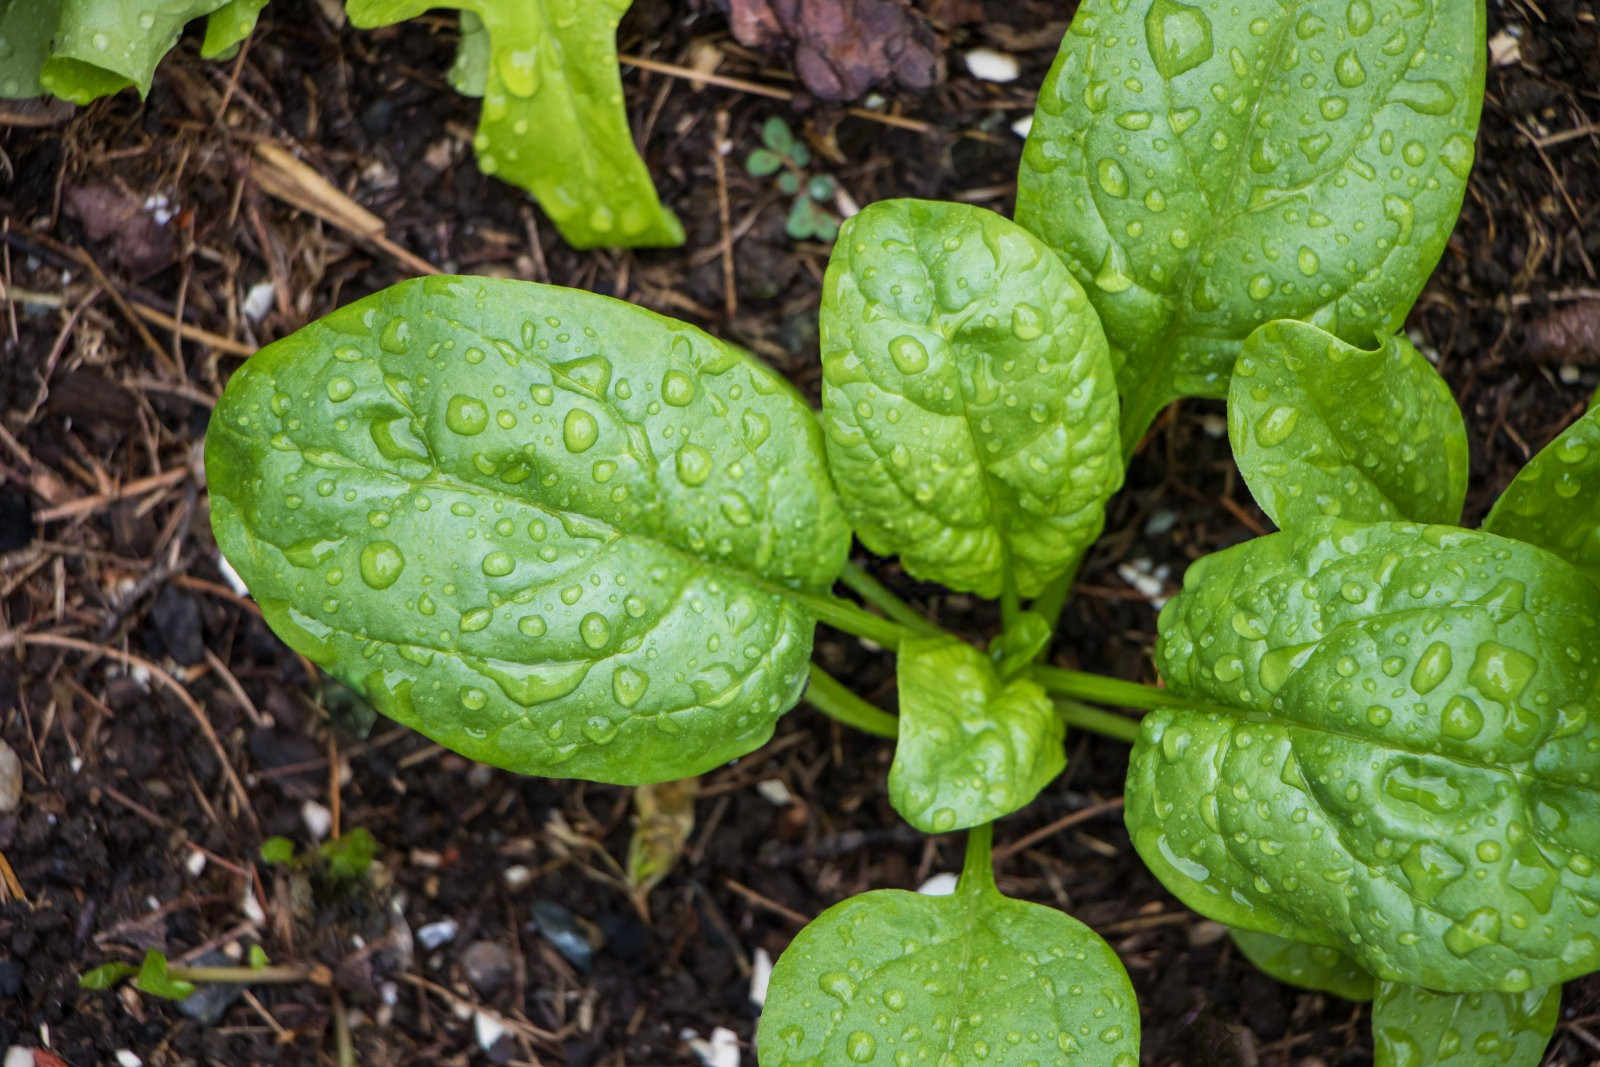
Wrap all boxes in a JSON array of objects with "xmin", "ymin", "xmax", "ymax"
[
  {"xmin": 259, "ymin": 836, "xmax": 295, "ymax": 865},
  {"xmin": 319, "ymin": 827, "xmax": 378, "ymax": 881},
  {"xmin": 758, "ymin": 832, "xmax": 1139, "ymax": 1065},
  {"xmin": 40, "ymin": 0, "xmax": 233, "ymax": 104},
  {"xmin": 1482, "ymin": 405, "xmax": 1600, "ymax": 586},
  {"xmin": 1229, "ymin": 928, "xmax": 1374, "ymax": 1002},
  {"xmin": 206, "ymin": 277, "xmax": 850, "ymax": 785},
  {"xmin": 820, "ymin": 199, "xmax": 1122, "ymax": 598},
  {"xmin": 1017, "ymin": 0, "xmax": 1486, "ymax": 451},
  {"xmin": 776, "ymin": 171, "xmax": 800, "ymax": 196},
  {"xmin": 346, "ymin": 0, "xmax": 684, "ymax": 249},
  {"xmin": 447, "ymin": 10, "xmax": 489, "ymax": 97},
  {"xmin": 890, "ymin": 635, "xmax": 1063, "ymax": 833},
  {"xmin": 0, "ymin": 0, "xmax": 59, "ymax": 99},
  {"xmin": 1372, "ymin": 980, "xmax": 1559, "ymax": 1066},
  {"xmin": 134, "ymin": 950, "xmax": 196, "ymax": 1000},
  {"xmin": 1128, "ymin": 519, "xmax": 1600, "ymax": 992},
  {"xmin": 990, "ymin": 610, "xmax": 1052, "ymax": 679},
  {"xmin": 761, "ymin": 115, "xmax": 797, "ymax": 157},
  {"xmin": 79, "ymin": 961, "xmax": 139, "ymax": 990},
  {"xmin": 200, "ymin": 0, "xmax": 269, "ymax": 60},
  {"xmin": 745, "ymin": 148, "xmax": 785, "ymax": 177},
  {"xmin": 1227, "ymin": 321, "xmax": 1468, "ymax": 529}
]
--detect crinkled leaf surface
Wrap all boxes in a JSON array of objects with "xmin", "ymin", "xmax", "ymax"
[
  {"xmin": 206, "ymin": 277, "xmax": 849, "ymax": 785},
  {"xmin": 347, "ymin": 0, "xmax": 683, "ymax": 249},
  {"xmin": 1017, "ymin": 0, "xmax": 1485, "ymax": 450},
  {"xmin": 1483, "ymin": 405, "xmax": 1600, "ymax": 587},
  {"xmin": 1228, "ymin": 321, "xmax": 1467, "ymax": 529},
  {"xmin": 889, "ymin": 635, "xmax": 1063, "ymax": 833},
  {"xmin": 1129, "ymin": 519, "xmax": 1600, "ymax": 991},
  {"xmin": 1372, "ymin": 980, "xmax": 1559, "ymax": 1066},
  {"xmin": 1229, "ymin": 928, "xmax": 1374, "ymax": 1001},
  {"xmin": 820, "ymin": 199, "xmax": 1121, "ymax": 598},
  {"xmin": 0, "ymin": 0, "xmax": 60, "ymax": 99},
  {"xmin": 758, "ymin": 853, "xmax": 1139, "ymax": 1065},
  {"xmin": 40, "ymin": 0, "xmax": 231, "ymax": 104}
]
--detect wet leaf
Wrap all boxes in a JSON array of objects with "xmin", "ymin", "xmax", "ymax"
[
  {"xmin": 206, "ymin": 277, "xmax": 849, "ymax": 784},
  {"xmin": 0, "ymin": 0, "xmax": 60, "ymax": 100},
  {"xmin": 1129, "ymin": 519, "xmax": 1600, "ymax": 991},
  {"xmin": 1017, "ymin": 0, "xmax": 1486, "ymax": 450},
  {"xmin": 1228, "ymin": 321, "xmax": 1468, "ymax": 529},
  {"xmin": 820, "ymin": 199, "xmax": 1121, "ymax": 598},
  {"xmin": 1229, "ymin": 928, "xmax": 1374, "ymax": 1002},
  {"xmin": 1372, "ymin": 980, "xmax": 1559, "ymax": 1066},
  {"xmin": 890, "ymin": 635, "xmax": 1063, "ymax": 833},
  {"xmin": 758, "ymin": 844, "xmax": 1139, "ymax": 1065},
  {"xmin": 200, "ymin": 0, "xmax": 270, "ymax": 59},
  {"xmin": 347, "ymin": 0, "xmax": 683, "ymax": 249},
  {"xmin": 40, "ymin": 0, "xmax": 234, "ymax": 104},
  {"xmin": 1483, "ymin": 405, "xmax": 1600, "ymax": 587}
]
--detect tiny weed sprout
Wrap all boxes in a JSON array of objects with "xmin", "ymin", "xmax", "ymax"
[
  {"xmin": 201, "ymin": 0, "xmax": 1600, "ymax": 1062},
  {"xmin": 746, "ymin": 117, "xmax": 843, "ymax": 242}
]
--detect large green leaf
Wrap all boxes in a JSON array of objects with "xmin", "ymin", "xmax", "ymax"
[
  {"xmin": 889, "ymin": 635, "xmax": 1063, "ymax": 833},
  {"xmin": 206, "ymin": 277, "xmax": 849, "ymax": 784},
  {"xmin": 1229, "ymin": 928, "xmax": 1374, "ymax": 1001},
  {"xmin": 1372, "ymin": 980, "xmax": 1559, "ymax": 1066},
  {"xmin": 346, "ymin": 0, "xmax": 683, "ymax": 249},
  {"xmin": 0, "ymin": 0, "xmax": 60, "ymax": 99},
  {"xmin": 1483, "ymin": 405, "xmax": 1600, "ymax": 587},
  {"xmin": 1128, "ymin": 519, "xmax": 1600, "ymax": 991},
  {"xmin": 820, "ymin": 199, "xmax": 1121, "ymax": 598},
  {"xmin": 40, "ymin": 0, "xmax": 232, "ymax": 104},
  {"xmin": 1017, "ymin": 0, "xmax": 1485, "ymax": 450},
  {"xmin": 758, "ymin": 831, "xmax": 1139, "ymax": 1065},
  {"xmin": 199, "ymin": 0, "xmax": 268, "ymax": 60},
  {"xmin": 1228, "ymin": 321, "xmax": 1467, "ymax": 529}
]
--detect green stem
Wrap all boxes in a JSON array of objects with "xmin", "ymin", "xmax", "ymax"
[
  {"xmin": 805, "ymin": 665, "xmax": 898, "ymax": 739},
  {"xmin": 791, "ymin": 590, "xmax": 913, "ymax": 649},
  {"xmin": 1054, "ymin": 698, "xmax": 1143, "ymax": 745},
  {"xmin": 1000, "ymin": 570, "xmax": 1021, "ymax": 632},
  {"xmin": 1030, "ymin": 664, "xmax": 1185, "ymax": 711},
  {"xmin": 172, "ymin": 964, "xmax": 326, "ymax": 985},
  {"xmin": 838, "ymin": 562, "xmax": 941, "ymax": 635},
  {"xmin": 958, "ymin": 822, "xmax": 996, "ymax": 893}
]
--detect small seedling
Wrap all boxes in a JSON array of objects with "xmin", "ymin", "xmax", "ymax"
[
  {"xmin": 260, "ymin": 827, "xmax": 379, "ymax": 882},
  {"xmin": 746, "ymin": 116, "xmax": 841, "ymax": 242},
  {"xmin": 80, "ymin": 948, "xmax": 325, "ymax": 1001}
]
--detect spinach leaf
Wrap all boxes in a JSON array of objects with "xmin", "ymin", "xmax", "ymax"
[
  {"xmin": 1128, "ymin": 519, "xmax": 1600, "ymax": 991},
  {"xmin": 1483, "ymin": 406, "xmax": 1600, "ymax": 587},
  {"xmin": 1229, "ymin": 928, "xmax": 1374, "ymax": 1001},
  {"xmin": 1017, "ymin": 0, "xmax": 1485, "ymax": 450},
  {"xmin": 0, "ymin": 0, "xmax": 59, "ymax": 99},
  {"xmin": 206, "ymin": 277, "xmax": 849, "ymax": 784},
  {"xmin": 758, "ymin": 831, "xmax": 1139, "ymax": 1065},
  {"xmin": 890, "ymin": 635, "xmax": 1063, "ymax": 833},
  {"xmin": 200, "ymin": 0, "xmax": 269, "ymax": 60},
  {"xmin": 820, "ymin": 199, "xmax": 1121, "ymax": 598},
  {"xmin": 39, "ymin": 0, "xmax": 233, "ymax": 103},
  {"xmin": 1372, "ymin": 981, "xmax": 1559, "ymax": 1066},
  {"xmin": 1228, "ymin": 321, "xmax": 1467, "ymax": 529},
  {"xmin": 448, "ymin": 10, "xmax": 490, "ymax": 96},
  {"xmin": 347, "ymin": 0, "xmax": 683, "ymax": 249}
]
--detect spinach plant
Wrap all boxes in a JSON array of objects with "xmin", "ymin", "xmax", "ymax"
[{"xmin": 203, "ymin": 0, "xmax": 1599, "ymax": 1062}]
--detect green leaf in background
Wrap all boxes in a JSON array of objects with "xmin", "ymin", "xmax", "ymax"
[
  {"xmin": 200, "ymin": 0, "xmax": 269, "ymax": 59},
  {"xmin": 820, "ymin": 199, "xmax": 1122, "ymax": 598},
  {"xmin": 758, "ymin": 827, "xmax": 1140, "ymax": 1066},
  {"xmin": 79, "ymin": 960, "xmax": 139, "ymax": 990},
  {"xmin": 745, "ymin": 148, "xmax": 784, "ymax": 177},
  {"xmin": 0, "ymin": 0, "xmax": 60, "ymax": 99},
  {"xmin": 259, "ymin": 836, "xmax": 295, "ymax": 865},
  {"xmin": 133, "ymin": 950, "xmax": 196, "ymax": 1000},
  {"xmin": 1227, "ymin": 321, "xmax": 1468, "ymax": 529},
  {"xmin": 447, "ymin": 10, "xmax": 489, "ymax": 96},
  {"xmin": 319, "ymin": 826, "xmax": 378, "ymax": 880},
  {"xmin": 761, "ymin": 115, "xmax": 797, "ymax": 158},
  {"xmin": 1229, "ymin": 928, "xmax": 1374, "ymax": 1002},
  {"xmin": 1017, "ymin": 0, "xmax": 1486, "ymax": 452},
  {"xmin": 890, "ymin": 635, "xmax": 1063, "ymax": 833},
  {"xmin": 40, "ymin": 0, "xmax": 233, "ymax": 104},
  {"xmin": 1482, "ymin": 405, "xmax": 1600, "ymax": 587},
  {"xmin": 206, "ymin": 277, "xmax": 849, "ymax": 784},
  {"xmin": 1372, "ymin": 980, "xmax": 1559, "ymax": 1066},
  {"xmin": 1128, "ymin": 519, "xmax": 1600, "ymax": 992},
  {"xmin": 347, "ymin": 0, "xmax": 683, "ymax": 249}
]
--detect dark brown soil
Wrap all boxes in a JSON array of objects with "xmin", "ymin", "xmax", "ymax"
[{"xmin": 1, "ymin": 1, "xmax": 1598, "ymax": 1064}]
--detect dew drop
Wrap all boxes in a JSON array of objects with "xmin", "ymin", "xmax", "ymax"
[
  {"xmin": 518, "ymin": 615, "xmax": 547, "ymax": 637},
  {"xmin": 482, "ymin": 551, "xmax": 515, "ymax": 577},
  {"xmin": 562, "ymin": 409, "xmax": 599, "ymax": 452},
  {"xmin": 675, "ymin": 443, "xmax": 713, "ymax": 486},
  {"xmin": 1144, "ymin": 0, "xmax": 1214, "ymax": 80},
  {"xmin": 358, "ymin": 541, "xmax": 405, "ymax": 589},
  {"xmin": 446, "ymin": 395, "xmax": 489, "ymax": 435},
  {"xmin": 1096, "ymin": 157, "xmax": 1130, "ymax": 198},
  {"xmin": 612, "ymin": 666, "xmax": 649, "ymax": 708},
  {"xmin": 661, "ymin": 369, "xmax": 696, "ymax": 407},
  {"xmin": 846, "ymin": 1032, "xmax": 877, "ymax": 1062},
  {"xmin": 326, "ymin": 377, "xmax": 356, "ymax": 402},
  {"xmin": 1254, "ymin": 406, "xmax": 1298, "ymax": 447},
  {"xmin": 889, "ymin": 334, "xmax": 929, "ymax": 374},
  {"xmin": 579, "ymin": 612, "xmax": 611, "ymax": 650}
]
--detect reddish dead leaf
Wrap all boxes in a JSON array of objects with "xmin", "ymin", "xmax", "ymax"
[
  {"xmin": 1527, "ymin": 301, "xmax": 1600, "ymax": 363},
  {"xmin": 62, "ymin": 183, "xmax": 174, "ymax": 278},
  {"xmin": 720, "ymin": 0, "xmax": 942, "ymax": 100}
]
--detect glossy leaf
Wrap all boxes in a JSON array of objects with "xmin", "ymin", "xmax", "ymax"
[
  {"xmin": 0, "ymin": 0, "xmax": 59, "ymax": 99},
  {"xmin": 206, "ymin": 276, "xmax": 849, "ymax": 784},
  {"xmin": 1372, "ymin": 980, "xmax": 1559, "ymax": 1066},
  {"xmin": 1229, "ymin": 928, "xmax": 1374, "ymax": 1002},
  {"xmin": 1129, "ymin": 519, "xmax": 1600, "ymax": 991},
  {"xmin": 447, "ymin": 10, "xmax": 489, "ymax": 96},
  {"xmin": 820, "ymin": 199, "xmax": 1122, "ymax": 598},
  {"xmin": 890, "ymin": 635, "xmax": 1063, "ymax": 833},
  {"xmin": 1017, "ymin": 0, "xmax": 1486, "ymax": 450},
  {"xmin": 39, "ymin": 0, "xmax": 232, "ymax": 103},
  {"xmin": 347, "ymin": 0, "xmax": 683, "ymax": 249},
  {"xmin": 758, "ymin": 834, "xmax": 1139, "ymax": 1065},
  {"xmin": 1228, "ymin": 321, "xmax": 1468, "ymax": 529},
  {"xmin": 200, "ymin": 0, "xmax": 269, "ymax": 60},
  {"xmin": 1483, "ymin": 405, "xmax": 1600, "ymax": 586},
  {"xmin": 134, "ymin": 950, "xmax": 196, "ymax": 1000}
]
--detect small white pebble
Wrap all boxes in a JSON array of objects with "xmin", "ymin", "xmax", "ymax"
[
  {"xmin": 1117, "ymin": 559, "xmax": 1170, "ymax": 610},
  {"xmin": 917, "ymin": 873, "xmax": 958, "ymax": 896},
  {"xmin": 1559, "ymin": 364, "xmax": 1582, "ymax": 384},
  {"xmin": 748, "ymin": 947, "xmax": 773, "ymax": 1008},
  {"xmin": 1011, "ymin": 114, "xmax": 1034, "ymax": 139},
  {"xmin": 503, "ymin": 864, "xmax": 532, "ymax": 891},
  {"xmin": 683, "ymin": 1027, "xmax": 740, "ymax": 1067},
  {"xmin": 142, "ymin": 194, "xmax": 174, "ymax": 225},
  {"xmin": 416, "ymin": 919, "xmax": 458, "ymax": 950},
  {"xmin": 1489, "ymin": 27, "xmax": 1521, "ymax": 65},
  {"xmin": 1199, "ymin": 413, "xmax": 1227, "ymax": 438},
  {"xmin": 300, "ymin": 800, "xmax": 332, "ymax": 842},
  {"xmin": 473, "ymin": 1010, "xmax": 509, "ymax": 1052},
  {"xmin": 410, "ymin": 848, "xmax": 444, "ymax": 869},
  {"xmin": 184, "ymin": 848, "xmax": 207, "ymax": 877},
  {"xmin": 115, "ymin": 1052, "xmax": 142, "ymax": 1067},
  {"xmin": 241, "ymin": 280, "xmax": 275, "ymax": 323},
  {"xmin": 963, "ymin": 47, "xmax": 1020, "ymax": 83},
  {"xmin": 68, "ymin": 756, "xmax": 83, "ymax": 774},
  {"xmin": 4, "ymin": 1050, "xmax": 32, "ymax": 1067},
  {"xmin": 241, "ymin": 883, "xmax": 265, "ymax": 923},
  {"xmin": 755, "ymin": 779, "xmax": 792, "ymax": 806}
]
